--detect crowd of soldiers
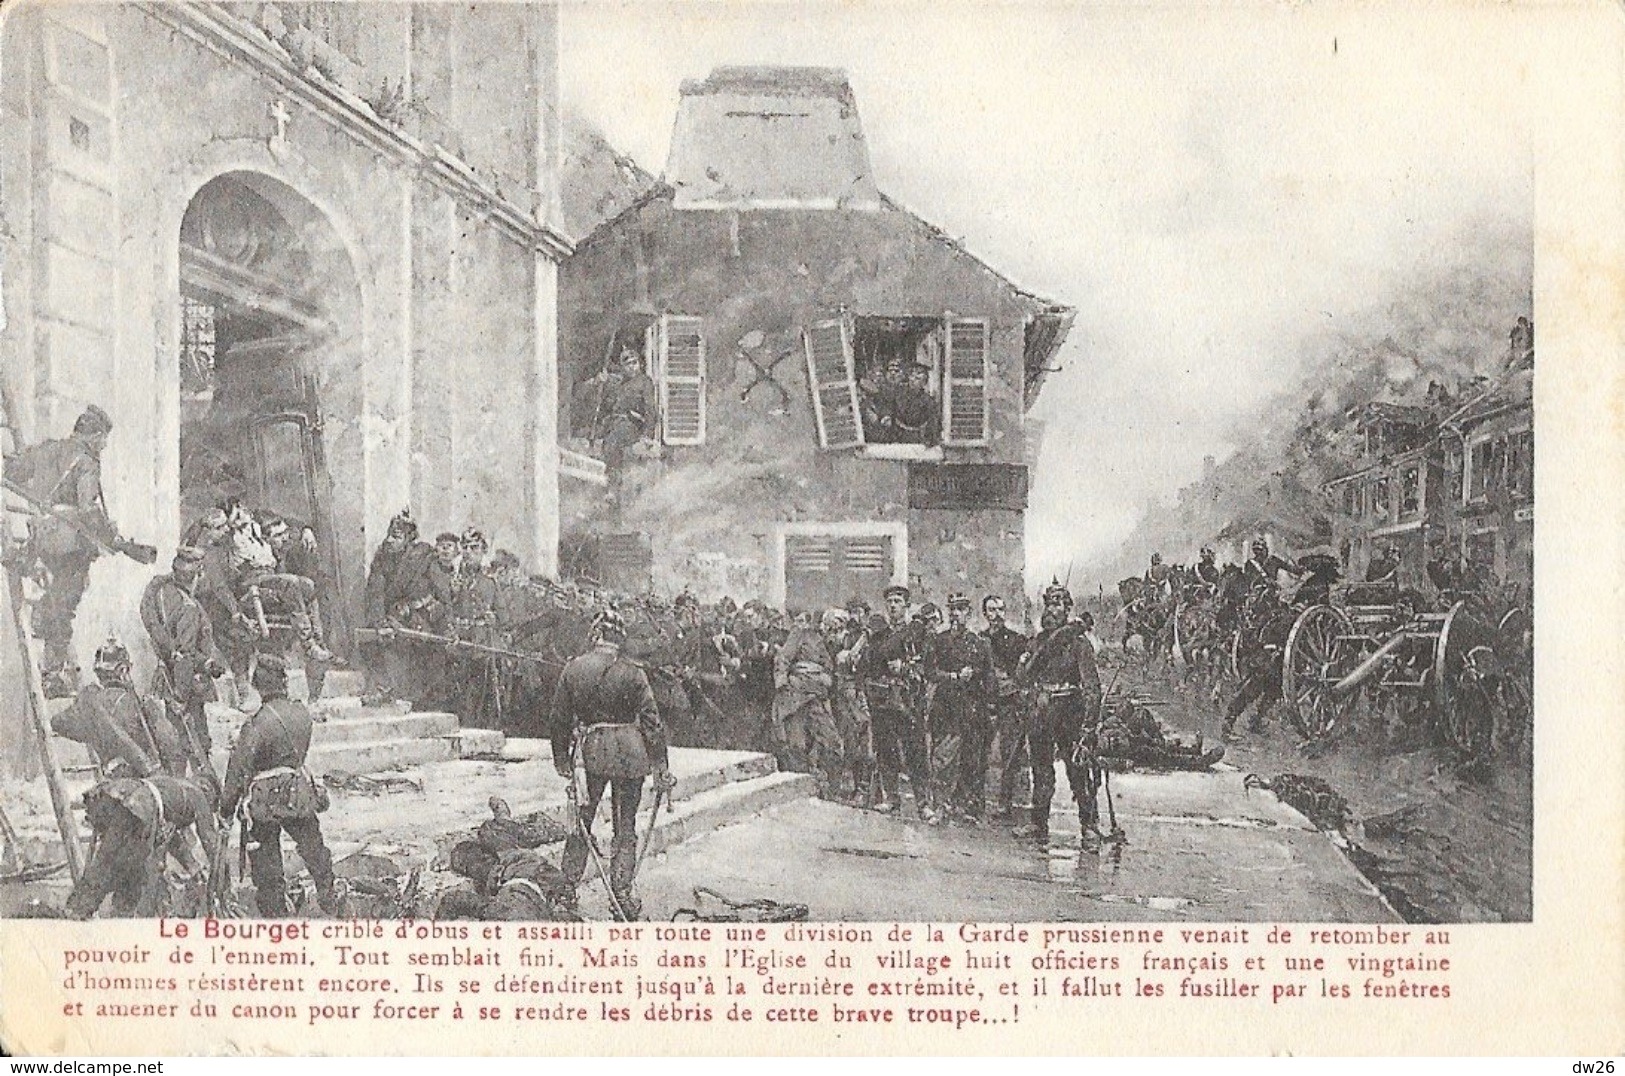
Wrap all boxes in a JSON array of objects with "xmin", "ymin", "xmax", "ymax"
[
  {"xmin": 360, "ymin": 507, "xmax": 1204, "ymax": 864},
  {"xmin": 5, "ymin": 405, "xmax": 343, "ymax": 919}
]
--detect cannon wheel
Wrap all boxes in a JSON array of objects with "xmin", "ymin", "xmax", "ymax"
[
  {"xmin": 1282, "ymin": 604, "xmax": 1357, "ymax": 741},
  {"xmin": 1434, "ymin": 601, "xmax": 1504, "ymax": 756}
]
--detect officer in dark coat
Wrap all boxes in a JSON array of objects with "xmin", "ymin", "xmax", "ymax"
[
  {"xmin": 1015, "ymin": 581, "xmax": 1105, "ymax": 851},
  {"xmin": 141, "ymin": 546, "xmax": 225, "ymax": 762},
  {"xmin": 980, "ymin": 594, "xmax": 1031, "ymax": 821},
  {"xmin": 4, "ymin": 405, "xmax": 154, "ymax": 695},
  {"xmin": 860, "ymin": 585, "xmax": 930, "ymax": 814},
  {"xmin": 925, "ymin": 593, "xmax": 996, "ymax": 822},
  {"xmin": 551, "ymin": 610, "xmax": 672, "ymax": 920},
  {"xmin": 222, "ymin": 655, "xmax": 337, "ymax": 916}
]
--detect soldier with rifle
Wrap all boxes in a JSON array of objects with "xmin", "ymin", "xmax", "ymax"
[
  {"xmin": 361, "ymin": 509, "xmax": 432, "ymax": 704},
  {"xmin": 141, "ymin": 545, "xmax": 228, "ymax": 762},
  {"xmin": 551, "ymin": 609, "xmax": 673, "ymax": 921},
  {"xmin": 980, "ymin": 594, "xmax": 1031, "ymax": 822},
  {"xmin": 52, "ymin": 638, "xmax": 192, "ymax": 780},
  {"xmin": 3, "ymin": 404, "xmax": 157, "ymax": 695},
  {"xmin": 860, "ymin": 585, "xmax": 930, "ymax": 815},
  {"xmin": 1015, "ymin": 580, "xmax": 1106, "ymax": 852},
  {"xmin": 64, "ymin": 772, "xmax": 221, "ymax": 920}
]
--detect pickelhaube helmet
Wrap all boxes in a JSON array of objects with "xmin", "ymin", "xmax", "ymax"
[
  {"xmin": 591, "ymin": 609, "xmax": 628, "ymax": 643},
  {"xmin": 1043, "ymin": 578, "xmax": 1074, "ymax": 607},
  {"xmin": 74, "ymin": 404, "xmax": 113, "ymax": 436},
  {"xmin": 388, "ymin": 508, "xmax": 418, "ymax": 539},
  {"xmin": 93, "ymin": 636, "xmax": 131, "ymax": 672}
]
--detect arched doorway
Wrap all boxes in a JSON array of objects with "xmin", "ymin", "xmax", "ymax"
[{"xmin": 176, "ymin": 172, "xmax": 363, "ymax": 655}]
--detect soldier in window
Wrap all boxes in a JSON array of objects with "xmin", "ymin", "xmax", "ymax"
[
  {"xmin": 892, "ymin": 361, "xmax": 940, "ymax": 445},
  {"xmin": 588, "ymin": 347, "xmax": 658, "ymax": 488}
]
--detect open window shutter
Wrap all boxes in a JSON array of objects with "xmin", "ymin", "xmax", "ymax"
[
  {"xmin": 659, "ymin": 314, "xmax": 705, "ymax": 445},
  {"xmin": 803, "ymin": 318, "xmax": 864, "ymax": 450},
  {"xmin": 942, "ymin": 317, "xmax": 990, "ymax": 446}
]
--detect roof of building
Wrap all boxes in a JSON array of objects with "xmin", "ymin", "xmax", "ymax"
[
  {"xmin": 665, "ymin": 66, "xmax": 884, "ymax": 211},
  {"xmin": 559, "ymin": 111, "xmax": 658, "ymax": 242}
]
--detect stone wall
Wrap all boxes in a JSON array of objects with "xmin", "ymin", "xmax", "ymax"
[
  {"xmin": 560, "ymin": 198, "xmax": 1037, "ymax": 608},
  {"xmin": 0, "ymin": 1, "xmax": 564, "ymax": 760}
]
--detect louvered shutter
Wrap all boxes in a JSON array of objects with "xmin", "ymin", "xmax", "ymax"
[
  {"xmin": 803, "ymin": 318, "xmax": 865, "ymax": 450},
  {"xmin": 659, "ymin": 314, "xmax": 705, "ymax": 445},
  {"xmin": 942, "ymin": 317, "xmax": 990, "ymax": 446}
]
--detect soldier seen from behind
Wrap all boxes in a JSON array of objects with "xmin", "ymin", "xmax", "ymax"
[
  {"xmin": 65, "ymin": 772, "xmax": 220, "ymax": 920},
  {"xmin": 222, "ymin": 654, "xmax": 338, "ymax": 916},
  {"xmin": 52, "ymin": 638, "xmax": 191, "ymax": 780},
  {"xmin": 551, "ymin": 609, "xmax": 674, "ymax": 920}
]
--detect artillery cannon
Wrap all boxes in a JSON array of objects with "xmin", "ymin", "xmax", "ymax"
[{"xmin": 1279, "ymin": 580, "xmax": 1515, "ymax": 756}]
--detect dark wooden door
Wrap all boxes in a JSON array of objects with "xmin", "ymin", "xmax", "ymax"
[{"xmin": 216, "ymin": 336, "xmax": 348, "ymax": 649}]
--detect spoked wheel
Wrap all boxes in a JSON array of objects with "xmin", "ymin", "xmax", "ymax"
[
  {"xmin": 1282, "ymin": 605, "xmax": 1358, "ymax": 741},
  {"xmin": 1435, "ymin": 601, "xmax": 1506, "ymax": 757}
]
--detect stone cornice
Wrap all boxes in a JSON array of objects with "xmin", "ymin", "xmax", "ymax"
[{"xmin": 142, "ymin": 2, "xmax": 574, "ymax": 262}]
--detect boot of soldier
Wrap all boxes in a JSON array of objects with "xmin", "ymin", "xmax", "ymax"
[
  {"xmin": 609, "ymin": 836, "xmax": 641, "ymax": 921},
  {"xmin": 560, "ymin": 832, "xmax": 589, "ymax": 888}
]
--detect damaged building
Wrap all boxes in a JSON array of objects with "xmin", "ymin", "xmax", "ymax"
[
  {"xmin": 559, "ymin": 66, "xmax": 1074, "ymax": 611},
  {"xmin": 1, "ymin": 1, "xmax": 569, "ymax": 745}
]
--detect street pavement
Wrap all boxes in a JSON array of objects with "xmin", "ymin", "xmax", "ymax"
[{"xmin": 629, "ymin": 766, "xmax": 1399, "ymax": 922}]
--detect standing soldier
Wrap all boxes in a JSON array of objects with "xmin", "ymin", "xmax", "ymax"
[
  {"xmin": 831, "ymin": 600, "xmax": 874, "ymax": 803},
  {"xmin": 772, "ymin": 608, "xmax": 843, "ymax": 798},
  {"xmin": 980, "ymin": 594, "xmax": 1031, "ymax": 822},
  {"xmin": 861, "ymin": 586, "xmax": 930, "ymax": 815},
  {"xmin": 551, "ymin": 610, "xmax": 673, "ymax": 921},
  {"xmin": 52, "ymin": 638, "xmax": 192, "ymax": 779},
  {"xmin": 1016, "ymin": 581, "xmax": 1105, "ymax": 851},
  {"xmin": 221, "ymin": 655, "xmax": 338, "ymax": 916},
  {"xmin": 140, "ymin": 546, "xmax": 226, "ymax": 765},
  {"xmin": 449, "ymin": 528, "xmax": 500, "ymax": 726},
  {"xmin": 925, "ymin": 594, "xmax": 996, "ymax": 823},
  {"xmin": 361, "ymin": 509, "xmax": 431, "ymax": 704},
  {"xmin": 3, "ymin": 404, "xmax": 156, "ymax": 695}
]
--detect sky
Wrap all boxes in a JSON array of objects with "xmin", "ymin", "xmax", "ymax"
[{"xmin": 559, "ymin": 1, "xmax": 1534, "ymax": 587}]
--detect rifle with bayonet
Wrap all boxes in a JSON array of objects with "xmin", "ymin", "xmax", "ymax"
[{"xmin": 355, "ymin": 625, "xmax": 565, "ymax": 670}]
